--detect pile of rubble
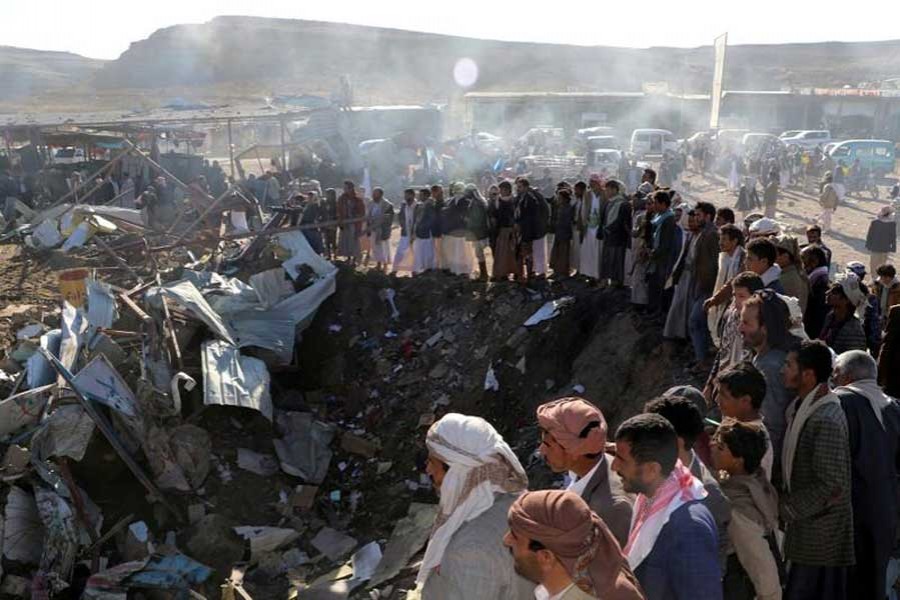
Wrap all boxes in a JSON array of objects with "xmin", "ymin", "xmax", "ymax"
[{"xmin": 0, "ymin": 189, "xmax": 699, "ymax": 600}]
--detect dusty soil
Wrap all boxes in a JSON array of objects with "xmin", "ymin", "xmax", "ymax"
[{"xmin": 680, "ymin": 169, "xmax": 895, "ymax": 270}]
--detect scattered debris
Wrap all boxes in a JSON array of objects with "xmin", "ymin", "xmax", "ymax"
[
  {"xmin": 237, "ymin": 448, "xmax": 280, "ymax": 477},
  {"xmin": 311, "ymin": 527, "xmax": 358, "ymax": 562},
  {"xmin": 523, "ymin": 296, "xmax": 575, "ymax": 327}
]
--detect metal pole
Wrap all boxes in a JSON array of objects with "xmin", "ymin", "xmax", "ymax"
[
  {"xmin": 227, "ymin": 119, "xmax": 236, "ymax": 180},
  {"xmin": 37, "ymin": 347, "xmax": 183, "ymax": 522},
  {"xmin": 280, "ymin": 118, "xmax": 288, "ymax": 174}
]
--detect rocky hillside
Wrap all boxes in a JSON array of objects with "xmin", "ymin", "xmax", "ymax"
[
  {"xmin": 0, "ymin": 45, "xmax": 105, "ymax": 101},
  {"xmin": 90, "ymin": 16, "xmax": 900, "ymax": 99}
]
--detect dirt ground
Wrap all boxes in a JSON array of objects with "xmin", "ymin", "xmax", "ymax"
[{"xmin": 680, "ymin": 169, "xmax": 896, "ymax": 272}]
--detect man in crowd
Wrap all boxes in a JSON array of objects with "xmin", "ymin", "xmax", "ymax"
[
  {"xmin": 715, "ymin": 362, "xmax": 774, "ymax": 479},
  {"xmin": 504, "ymin": 490, "xmax": 645, "ymax": 600},
  {"xmin": 740, "ymin": 291, "xmax": 797, "ymax": 484},
  {"xmin": 392, "ymin": 188, "xmax": 418, "ymax": 273},
  {"xmin": 799, "ymin": 245, "xmax": 830, "ymax": 339},
  {"xmin": 686, "ymin": 202, "xmax": 721, "ymax": 371},
  {"xmin": 647, "ymin": 190, "xmax": 678, "ymax": 321},
  {"xmin": 441, "ymin": 182, "xmax": 474, "ymax": 275},
  {"xmin": 431, "ymin": 184, "xmax": 446, "ymax": 270},
  {"xmin": 600, "ymin": 179, "xmax": 632, "ymax": 287},
  {"xmin": 773, "ymin": 236, "xmax": 809, "ymax": 311},
  {"xmin": 779, "ymin": 341, "xmax": 854, "ymax": 600},
  {"xmin": 579, "ymin": 174, "xmax": 605, "ymax": 281},
  {"xmin": 865, "ymin": 206, "xmax": 897, "ymax": 277},
  {"xmin": 746, "ymin": 238, "xmax": 785, "ymax": 294},
  {"xmin": 366, "ymin": 187, "xmax": 394, "ymax": 272},
  {"xmin": 804, "ymin": 225, "xmax": 831, "ymax": 267},
  {"xmin": 832, "ymin": 350, "xmax": 900, "ymax": 600},
  {"xmin": 612, "ymin": 413, "xmax": 722, "ymax": 600},
  {"xmin": 419, "ymin": 413, "xmax": 533, "ymax": 598},
  {"xmin": 642, "ymin": 396, "xmax": 731, "ymax": 553},
  {"xmin": 709, "ymin": 419, "xmax": 783, "ymax": 600},
  {"xmin": 706, "ymin": 272, "xmax": 765, "ymax": 407},
  {"xmin": 817, "ymin": 178, "xmax": 839, "ymax": 233},
  {"xmin": 536, "ymin": 397, "xmax": 633, "ymax": 547},
  {"xmin": 516, "ymin": 178, "xmax": 550, "ymax": 279},
  {"xmin": 705, "ymin": 224, "xmax": 746, "ymax": 349},
  {"xmin": 873, "ymin": 263, "xmax": 900, "ymax": 319},
  {"xmin": 412, "ymin": 187, "xmax": 437, "ymax": 274},
  {"xmin": 715, "ymin": 207, "xmax": 735, "ymax": 227},
  {"xmin": 465, "ymin": 184, "xmax": 492, "ymax": 280}
]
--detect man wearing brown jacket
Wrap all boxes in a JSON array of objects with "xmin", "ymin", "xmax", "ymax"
[
  {"xmin": 536, "ymin": 397, "xmax": 634, "ymax": 547},
  {"xmin": 687, "ymin": 202, "xmax": 721, "ymax": 369}
]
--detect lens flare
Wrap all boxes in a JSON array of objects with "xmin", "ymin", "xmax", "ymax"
[{"xmin": 453, "ymin": 58, "xmax": 479, "ymax": 88}]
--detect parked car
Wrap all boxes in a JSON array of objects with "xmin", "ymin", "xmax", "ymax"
[
  {"xmin": 630, "ymin": 129, "xmax": 678, "ymax": 159},
  {"xmin": 585, "ymin": 135, "xmax": 620, "ymax": 151},
  {"xmin": 780, "ymin": 130, "xmax": 832, "ymax": 149},
  {"xmin": 823, "ymin": 142, "xmax": 841, "ymax": 156},
  {"xmin": 715, "ymin": 129, "xmax": 750, "ymax": 153},
  {"xmin": 741, "ymin": 133, "xmax": 784, "ymax": 154},
  {"xmin": 829, "ymin": 139, "xmax": 896, "ymax": 178},
  {"xmin": 587, "ymin": 149, "xmax": 623, "ymax": 177},
  {"xmin": 577, "ymin": 126, "xmax": 617, "ymax": 139},
  {"xmin": 53, "ymin": 147, "xmax": 86, "ymax": 165},
  {"xmin": 779, "ymin": 130, "xmax": 803, "ymax": 140}
]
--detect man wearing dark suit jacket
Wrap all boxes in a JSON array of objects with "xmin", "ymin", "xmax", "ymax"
[
  {"xmin": 536, "ymin": 397, "xmax": 634, "ymax": 548},
  {"xmin": 682, "ymin": 202, "xmax": 721, "ymax": 369},
  {"xmin": 648, "ymin": 190, "xmax": 678, "ymax": 320}
]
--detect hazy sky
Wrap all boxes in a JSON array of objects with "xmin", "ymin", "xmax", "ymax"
[{"xmin": 6, "ymin": 0, "xmax": 897, "ymax": 60}]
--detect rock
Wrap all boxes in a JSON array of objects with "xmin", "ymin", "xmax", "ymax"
[
  {"xmin": 505, "ymin": 327, "xmax": 528, "ymax": 348},
  {"xmin": 185, "ymin": 514, "xmax": 245, "ymax": 577},
  {"xmin": 340, "ymin": 432, "xmax": 379, "ymax": 458},
  {"xmin": 429, "ymin": 362, "xmax": 449, "ymax": 379},
  {"xmin": 425, "ymin": 331, "xmax": 443, "ymax": 347}
]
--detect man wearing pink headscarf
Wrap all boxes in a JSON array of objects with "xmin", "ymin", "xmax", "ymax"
[
  {"xmin": 505, "ymin": 490, "xmax": 645, "ymax": 600},
  {"xmin": 537, "ymin": 398, "xmax": 633, "ymax": 547}
]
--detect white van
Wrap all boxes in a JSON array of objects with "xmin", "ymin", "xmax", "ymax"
[
  {"xmin": 780, "ymin": 130, "xmax": 832, "ymax": 149},
  {"xmin": 630, "ymin": 129, "xmax": 678, "ymax": 158}
]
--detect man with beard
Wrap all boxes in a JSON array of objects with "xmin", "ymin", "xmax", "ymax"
[
  {"xmin": 536, "ymin": 398, "xmax": 633, "ymax": 547},
  {"xmin": 779, "ymin": 341, "xmax": 853, "ymax": 600},
  {"xmin": 611, "ymin": 414, "xmax": 721, "ymax": 600},
  {"xmin": 739, "ymin": 291, "xmax": 797, "ymax": 485},
  {"xmin": 504, "ymin": 490, "xmax": 645, "ymax": 600},
  {"xmin": 419, "ymin": 413, "xmax": 533, "ymax": 599}
]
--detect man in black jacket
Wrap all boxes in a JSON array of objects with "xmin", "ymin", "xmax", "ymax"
[
  {"xmin": 515, "ymin": 178, "xmax": 550, "ymax": 279},
  {"xmin": 465, "ymin": 186, "xmax": 491, "ymax": 280},
  {"xmin": 865, "ymin": 206, "xmax": 897, "ymax": 277},
  {"xmin": 599, "ymin": 179, "xmax": 632, "ymax": 287},
  {"xmin": 647, "ymin": 190, "xmax": 678, "ymax": 319}
]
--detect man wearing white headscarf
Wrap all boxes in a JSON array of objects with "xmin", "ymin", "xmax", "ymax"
[
  {"xmin": 832, "ymin": 350, "xmax": 900, "ymax": 600},
  {"xmin": 420, "ymin": 413, "xmax": 534, "ymax": 599}
]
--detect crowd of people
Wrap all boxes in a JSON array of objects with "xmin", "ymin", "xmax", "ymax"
[
  {"xmin": 417, "ymin": 341, "xmax": 899, "ymax": 599},
  {"xmin": 310, "ymin": 165, "xmax": 900, "ymax": 599}
]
